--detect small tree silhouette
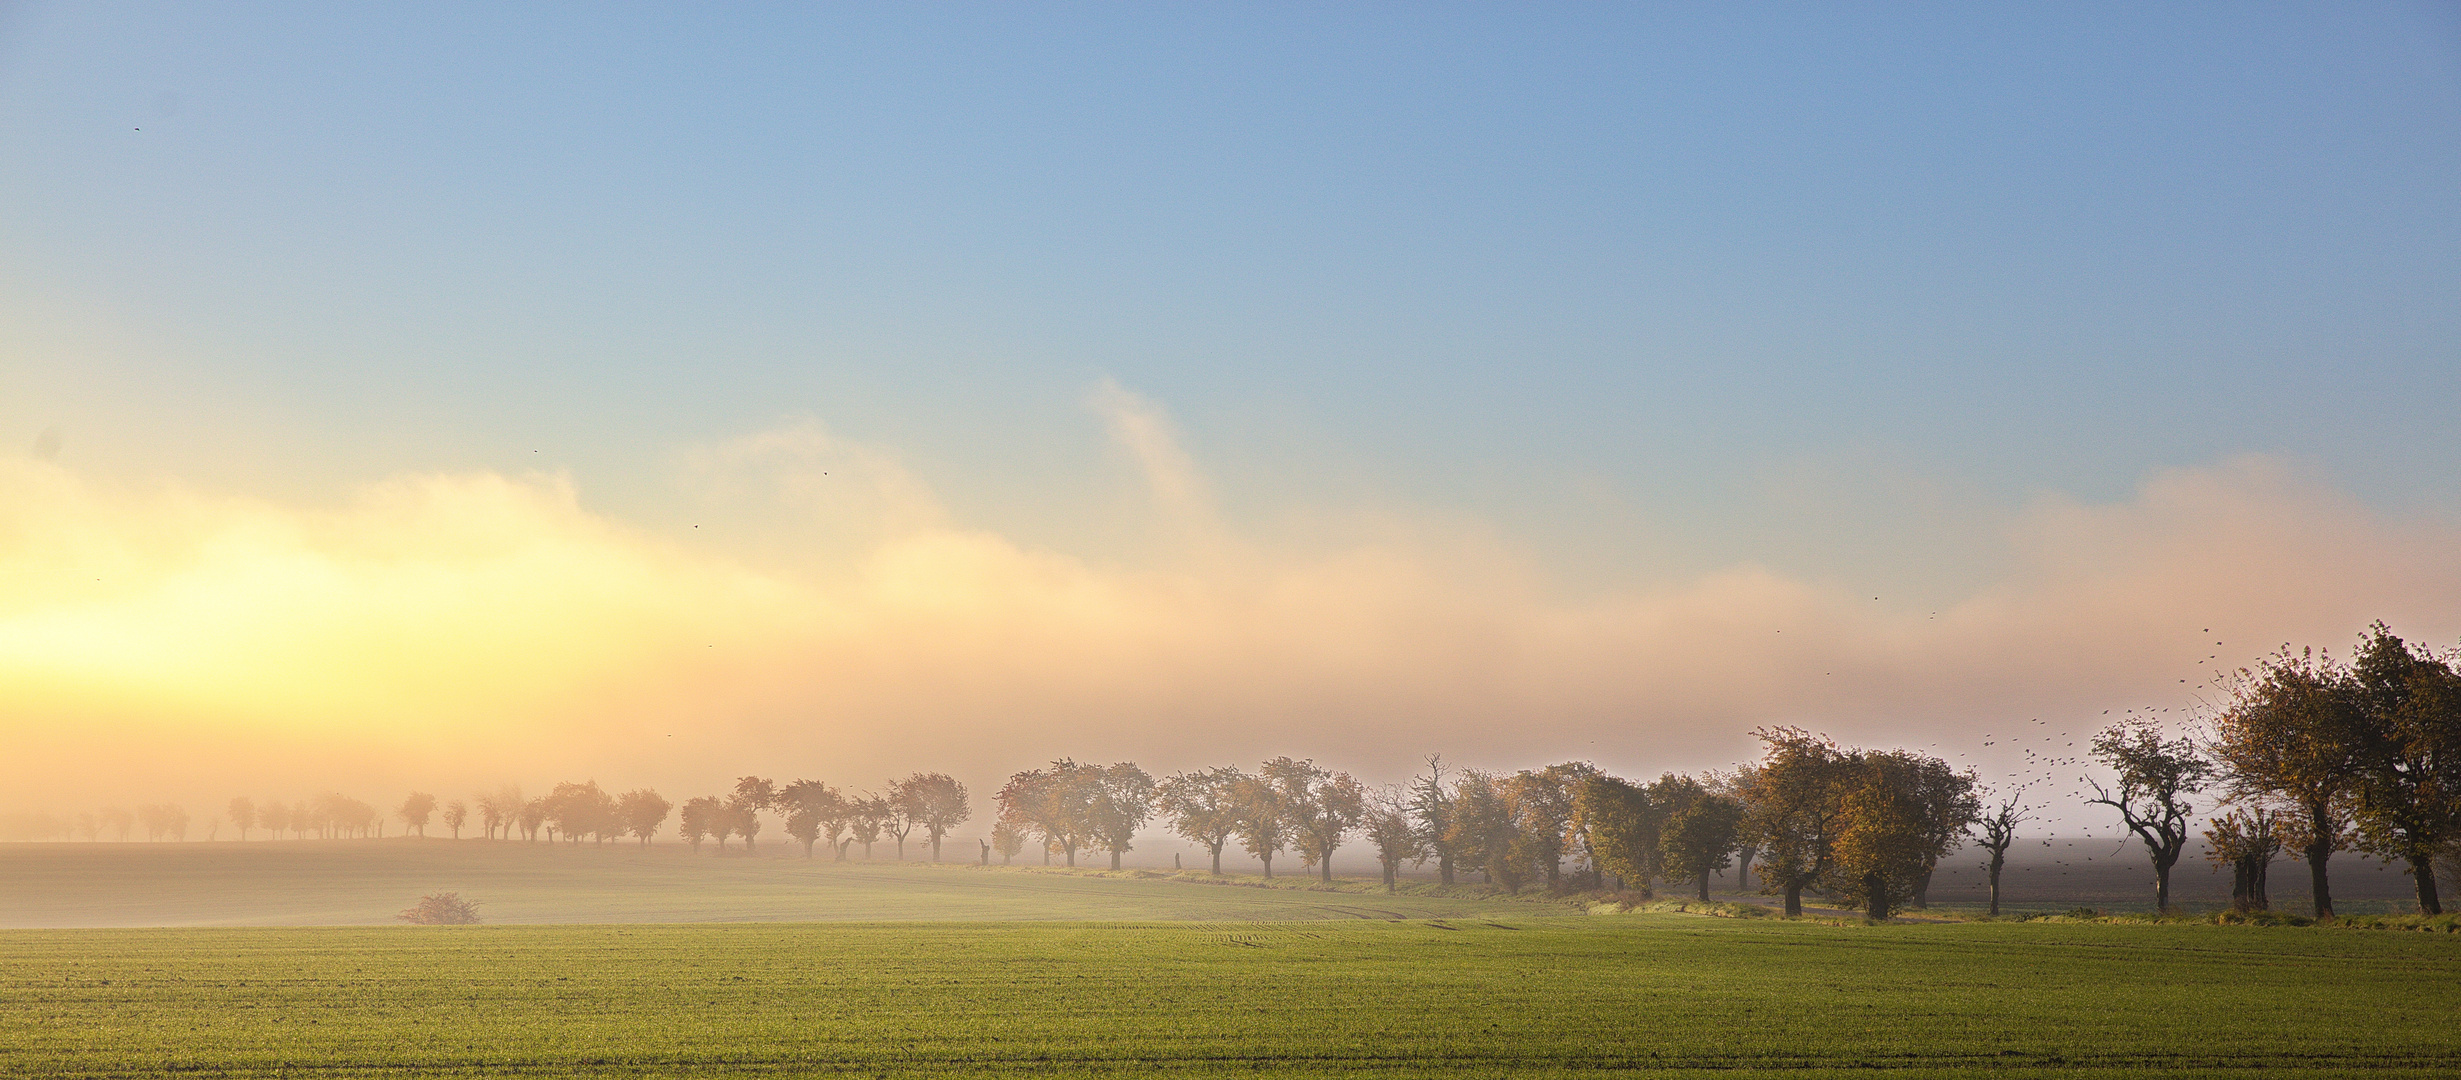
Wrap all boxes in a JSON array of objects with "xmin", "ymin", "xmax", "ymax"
[{"xmin": 397, "ymin": 892, "xmax": 482, "ymax": 925}]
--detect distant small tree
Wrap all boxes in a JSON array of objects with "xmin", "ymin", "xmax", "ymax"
[
  {"xmin": 101, "ymin": 806, "xmax": 135, "ymax": 842},
  {"xmin": 255, "ymin": 801, "xmax": 289, "ymax": 840},
  {"xmin": 730, "ymin": 777, "xmax": 775, "ymax": 852},
  {"xmin": 1445, "ymin": 770, "xmax": 1529, "ymax": 890},
  {"xmin": 398, "ymin": 893, "xmax": 482, "ymax": 925},
  {"xmin": 2348, "ymin": 625, "xmax": 2458, "ymax": 916},
  {"xmin": 228, "ymin": 797, "xmax": 256, "ymax": 842},
  {"xmin": 679, "ymin": 796, "xmax": 719, "ymax": 851},
  {"xmin": 477, "ymin": 786, "xmax": 523, "ymax": 841},
  {"xmin": 1502, "ymin": 768, "xmax": 1577, "ymax": 891},
  {"xmin": 849, "ymin": 795, "xmax": 890, "ymax": 858},
  {"xmin": 1972, "ymin": 793, "xmax": 2031, "ymax": 917},
  {"xmin": 1661, "ymin": 791, "xmax": 1743, "ymax": 902},
  {"xmin": 894, "ymin": 773, "xmax": 971, "ymax": 862},
  {"xmin": 1273, "ymin": 760, "xmax": 1366, "ymax": 884},
  {"xmin": 780, "ymin": 779, "xmax": 845, "ymax": 858},
  {"xmin": 1826, "ymin": 752, "xmax": 1937, "ymax": 921},
  {"xmin": 618, "ymin": 789, "xmax": 672, "ymax": 845},
  {"xmin": 442, "ymin": 800, "xmax": 469, "ymax": 840},
  {"xmin": 518, "ymin": 797, "xmax": 548, "ymax": 842},
  {"xmin": 996, "ymin": 761, "xmax": 1096, "ymax": 868},
  {"xmin": 1907, "ymin": 759, "xmax": 1981, "ymax": 909},
  {"xmin": 992, "ymin": 820, "xmax": 1027, "ymax": 864},
  {"xmin": 1231, "ymin": 771, "xmax": 1294, "ymax": 878},
  {"xmin": 1745, "ymin": 728, "xmax": 1852, "ymax": 916},
  {"xmin": 1362, "ymin": 786, "xmax": 1428, "ymax": 892},
  {"xmin": 1579, "ymin": 773, "xmax": 1653, "ymax": 894},
  {"xmin": 1158, "ymin": 767, "xmax": 1245, "ymax": 875},
  {"xmin": 2088, "ymin": 719, "xmax": 2215, "ymax": 913},
  {"xmin": 2211, "ymin": 646, "xmax": 2364, "ymax": 919},
  {"xmin": 1082, "ymin": 763, "xmax": 1156, "ymax": 871},
  {"xmin": 2206, "ymin": 807, "xmax": 2284, "ymax": 913},
  {"xmin": 398, "ymin": 792, "xmax": 437, "ymax": 837}
]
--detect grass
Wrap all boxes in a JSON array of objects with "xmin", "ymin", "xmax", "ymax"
[{"xmin": 5, "ymin": 914, "xmax": 2457, "ymax": 1077}]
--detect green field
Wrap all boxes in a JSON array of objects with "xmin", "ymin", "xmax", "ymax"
[{"xmin": 7, "ymin": 914, "xmax": 2458, "ymax": 1078}]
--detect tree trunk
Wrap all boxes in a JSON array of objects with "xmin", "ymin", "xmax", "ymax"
[
  {"xmin": 802, "ymin": 838, "xmax": 815, "ymax": 858},
  {"xmin": 1782, "ymin": 881, "xmax": 1804, "ymax": 917},
  {"xmin": 1438, "ymin": 854, "xmax": 1453, "ymax": 886},
  {"xmin": 1384, "ymin": 862, "xmax": 1397, "ymax": 892},
  {"xmin": 2410, "ymin": 856, "xmax": 2443, "ymax": 915},
  {"xmin": 2305, "ymin": 843, "xmax": 2334, "ymax": 920},
  {"xmin": 1210, "ymin": 845, "xmax": 1223, "ymax": 875},
  {"xmin": 1110, "ymin": 849, "xmax": 1122, "ymax": 871},
  {"xmin": 931, "ymin": 836, "xmax": 942, "ymax": 863},
  {"xmin": 1911, "ymin": 863, "xmax": 1934, "ymax": 910},
  {"xmin": 1063, "ymin": 843, "xmax": 1075, "ymax": 867},
  {"xmin": 1865, "ymin": 871, "xmax": 1890, "ymax": 921},
  {"xmin": 1986, "ymin": 854, "xmax": 2004, "ymax": 917},
  {"xmin": 2153, "ymin": 857, "xmax": 2174, "ymax": 914},
  {"xmin": 1736, "ymin": 849, "xmax": 1754, "ymax": 893},
  {"xmin": 1261, "ymin": 853, "xmax": 1274, "ymax": 879},
  {"xmin": 1320, "ymin": 849, "xmax": 1333, "ymax": 883},
  {"xmin": 1696, "ymin": 874, "xmax": 1710, "ymax": 902}
]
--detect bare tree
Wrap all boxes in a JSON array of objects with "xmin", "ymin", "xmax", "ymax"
[
  {"xmin": 1972, "ymin": 793, "xmax": 2031, "ymax": 917},
  {"xmin": 398, "ymin": 792, "xmax": 437, "ymax": 837},
  {"xmin": 1157, "ymin": 767, "xmax": 1246, "ymax": 875},
  {"xmin": 2088, "ymin": 719, "xmax": 2216, "ymax": 913},
  {"xmin": 442, "ymin": 800, "xmax": 469, "ymax": 839}
]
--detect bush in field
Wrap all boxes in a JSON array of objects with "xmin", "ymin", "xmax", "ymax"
[{"xmin": 398, "ymin": 892, "xmax": 482, "ymax": 925}]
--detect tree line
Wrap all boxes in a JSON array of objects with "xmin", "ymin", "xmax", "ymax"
[
  {"xmin": 16, "ymin": 623, "xmax": 2452, "ymax": 921},
  {"xmin": 2094, "ymin": 622, "xmax": 2461, "ymax": 918}
]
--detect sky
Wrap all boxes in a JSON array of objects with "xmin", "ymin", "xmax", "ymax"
[{"xmin": 3, "ymin": 3, "xmax": 2458, "ymax": 838}]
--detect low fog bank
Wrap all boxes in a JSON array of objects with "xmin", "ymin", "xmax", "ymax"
[{"xmin": 0, "ymin": 836, "xmax": 2424, "ymax": 929}]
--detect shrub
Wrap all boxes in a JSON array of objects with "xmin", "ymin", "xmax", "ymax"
[{"xmin": 398, "ymin": 892, "xmax": 482, "ymax": 925}]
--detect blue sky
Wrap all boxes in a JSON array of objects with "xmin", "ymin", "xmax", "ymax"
[{"xmin": 3, "ymin": 3, "xmax": 2459, "ymax": 807}]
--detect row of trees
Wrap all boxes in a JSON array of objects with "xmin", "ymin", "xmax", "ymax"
[
  {"xmin": 676, "ymin": 774, "xmax": 974, "ymax": 861},
  {"xmin": 2091, "ymin": 623, "xmax": 2460, "ymax": 917}
]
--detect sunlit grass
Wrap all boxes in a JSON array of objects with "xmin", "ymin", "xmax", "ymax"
[{"xmin": 5, "ymin": 914, "xmax": 2455, "ymax": 1077}]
